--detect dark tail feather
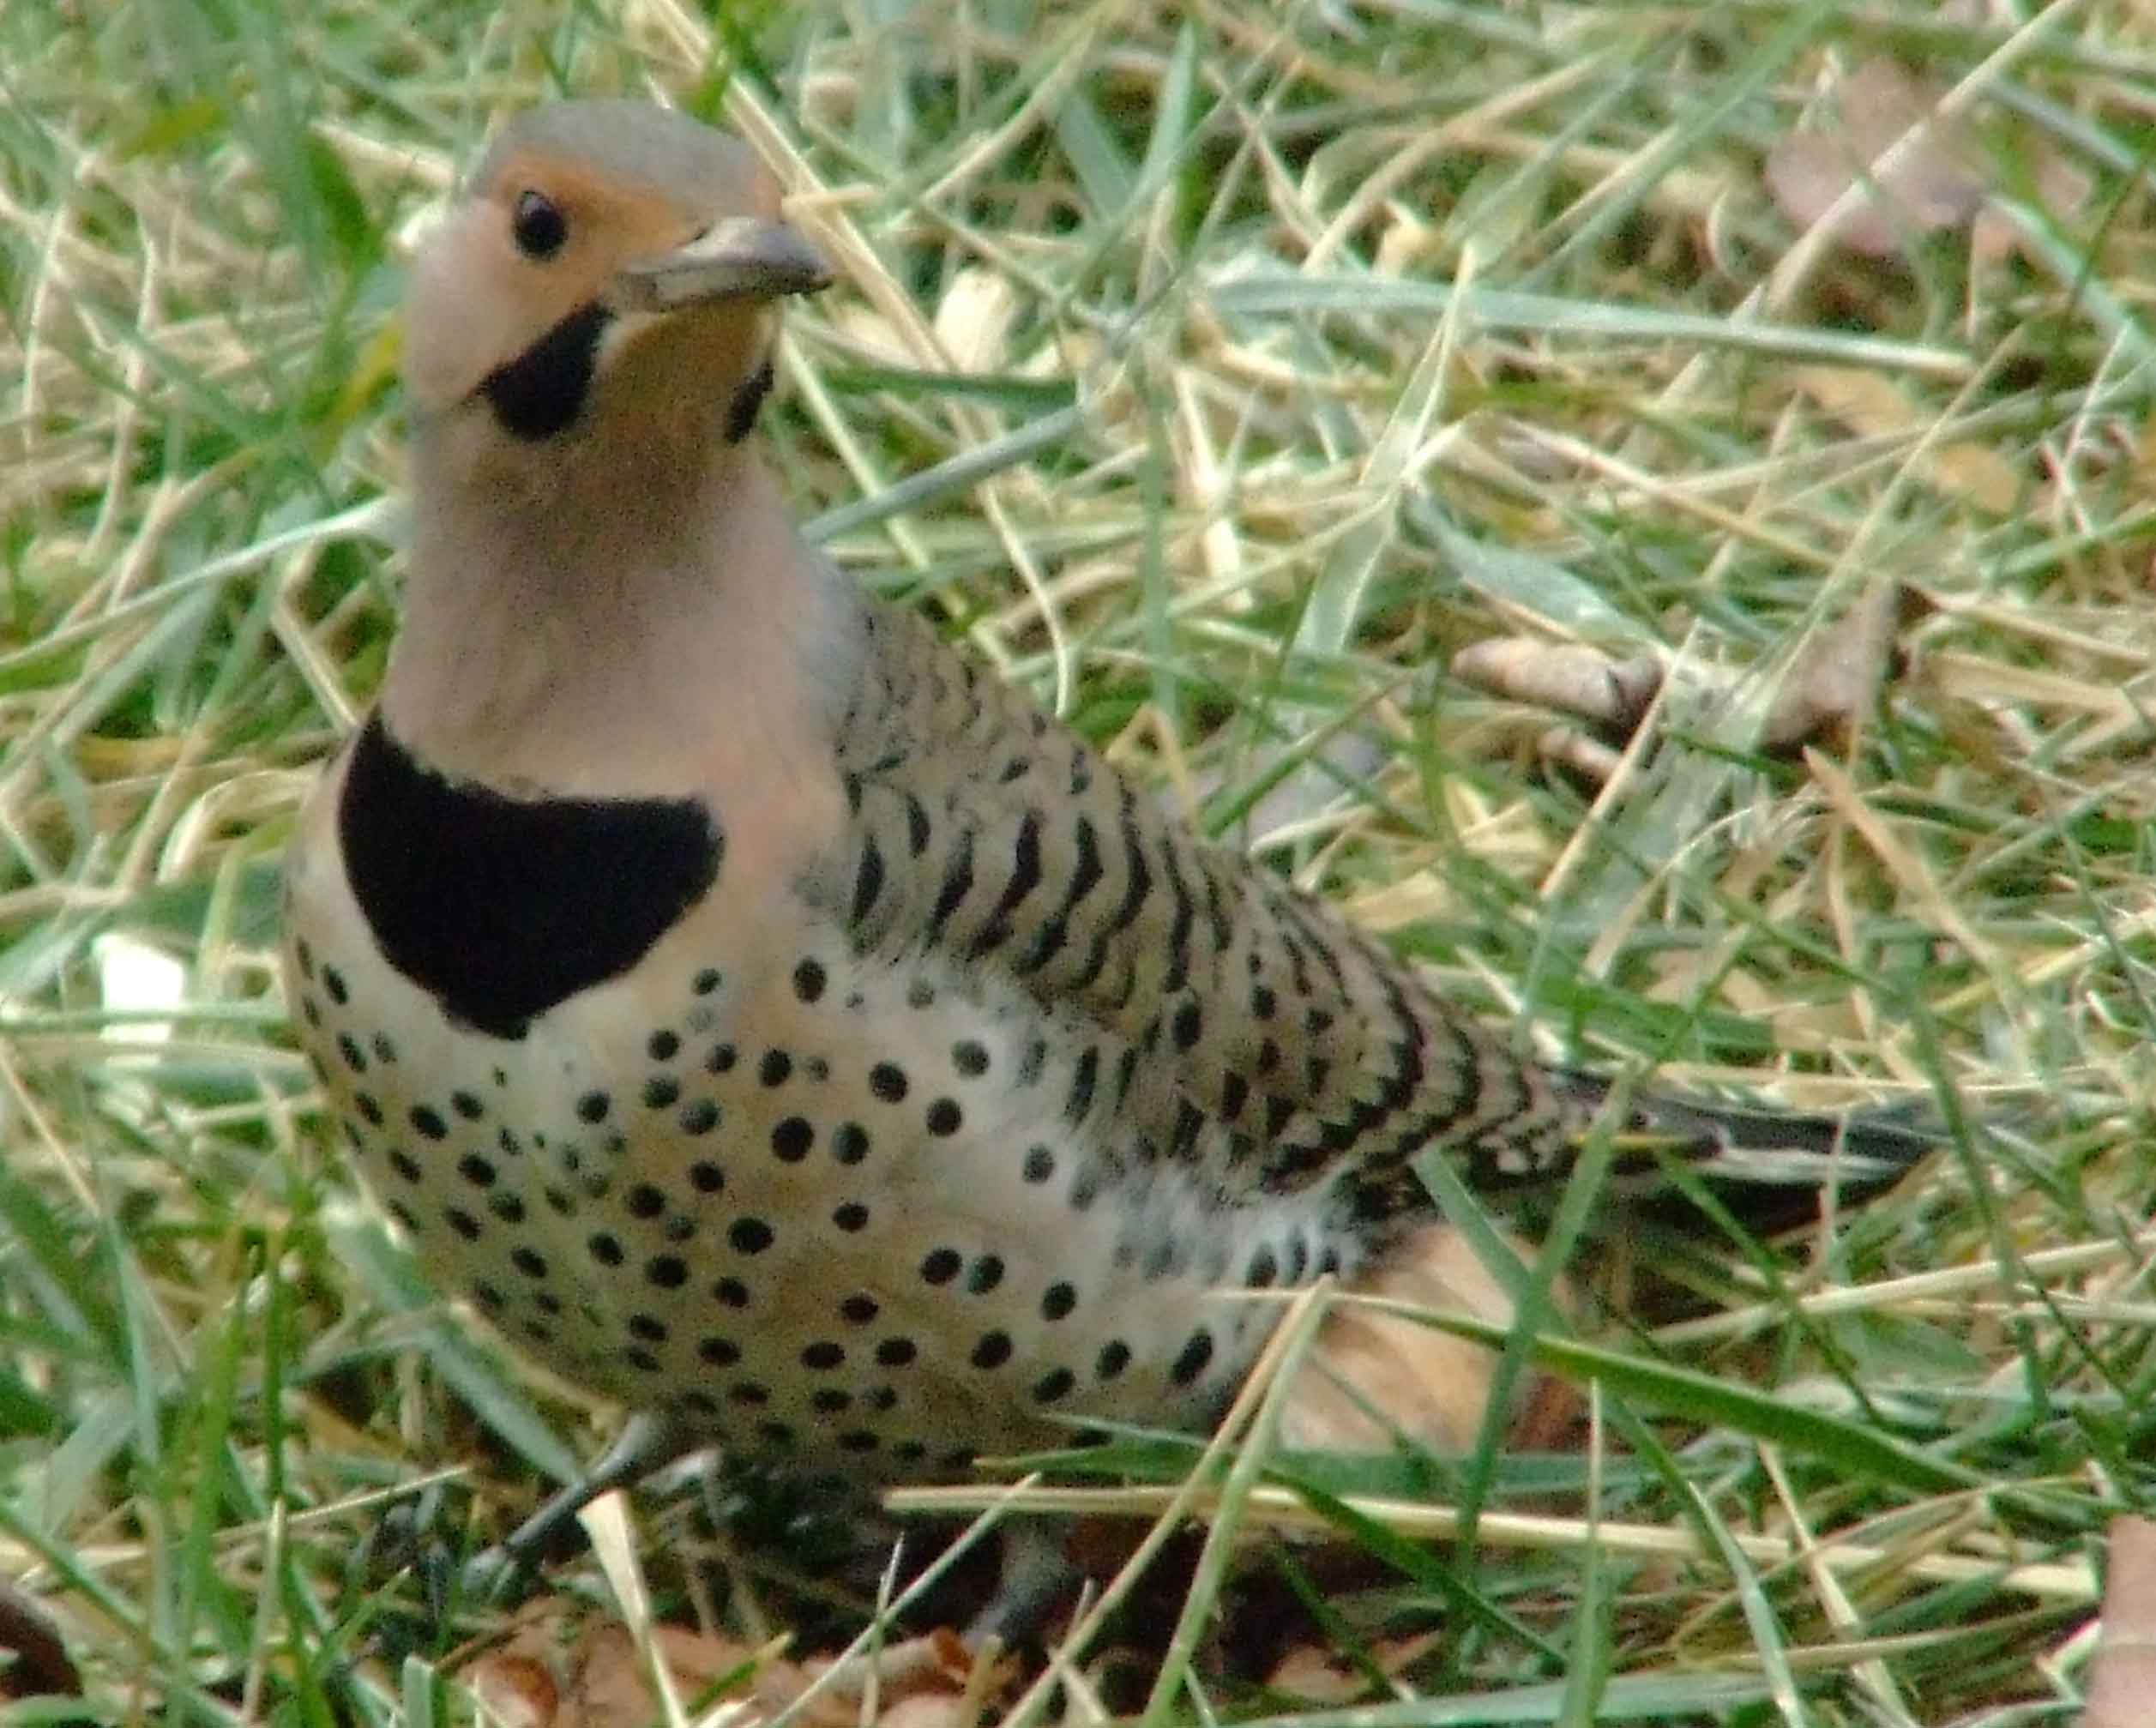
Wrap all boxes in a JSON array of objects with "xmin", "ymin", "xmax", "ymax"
[{"xmin": 1552, "ymin": 1069, "xmax": 1938, "ymax": 1228}]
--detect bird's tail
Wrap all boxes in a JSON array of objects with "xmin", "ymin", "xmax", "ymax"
[{"xmin": 1550, "ymin": 1069, "xmax": 1938, "ymax": 1226}]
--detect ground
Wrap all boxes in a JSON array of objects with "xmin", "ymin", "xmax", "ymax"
[{"xmin": 2, "ymin": 3, "xmax": 2153, "ymax": 1724}]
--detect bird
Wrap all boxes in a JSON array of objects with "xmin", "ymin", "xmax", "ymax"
[{"xmin": 280, "ymin": 99, "xmax": 1934, "ymax": 1631}]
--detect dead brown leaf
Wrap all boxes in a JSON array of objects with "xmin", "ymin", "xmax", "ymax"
[
  {"xmin": 1451, "ymin": 638, "xmax": 1660, "ymax": 740},
  {"xmin": 1265, "ymin": 1629, "xmax": 1452, "ymax": 1708},
  {"xmin": 1972, "ymin": 144, "xmax": 2094, "ymax": 265},
  {"xmin": 1766, "ymin": 58, "xmax": 1987, "ymax": 256},
  {"xmin": 1792, "ymin": 365, "xmax": 2020, "ymax": 514},
  {"xmin": 463, "ymin": 1603, "xmax": 991, "ymax": 1728},
  {"xmin": 1766, "ymin": 56, "xmax": 2088, "ymax": 266},
  {"xmin": 1451, "ymin": 581, "xmax": 1918, "ymax": 780},
  {"xmin": 0, "ymin": 1580, "xmax": 80, "ymax": 1702},
  {"xmin": 467, "ymin": 1652, "xmax": 557, "ymax": 1728},
  {"xmin": 2087, "ymin": 1515, "xmax": 2156, "ymax": 1728},
  {"xmin": 1534, "ymin": 724, "xmax": 1624, "ymax": 787},
  {"xmin": 1761, "ymin": 579, "xmax": 1920, "ymax": 755}
]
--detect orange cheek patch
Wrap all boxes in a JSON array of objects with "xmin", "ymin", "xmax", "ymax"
[
  {"xmin": 488, "ymin": 151, "xmax": 704, "ymax": 295},
  {"xmin": 405, "ymin": 154, "xmax": 710, "ymax": 411}
]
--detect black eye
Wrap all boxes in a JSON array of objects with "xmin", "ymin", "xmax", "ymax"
[{"xmin": 512, "ymin": 190, "xmax": 568, "ymax": 261}]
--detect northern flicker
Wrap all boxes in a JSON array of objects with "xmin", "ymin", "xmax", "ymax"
[{"xmin": 280, "ymin": 100, "xmax": 1932, "ymax": 1621}]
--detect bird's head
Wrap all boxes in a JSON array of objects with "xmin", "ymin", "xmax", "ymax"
[{"xmin": 402, "ymin": 100, "xmax": 829, "ymax": 458}]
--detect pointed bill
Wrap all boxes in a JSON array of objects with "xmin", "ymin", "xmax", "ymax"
[{"xmin": 613, "ymin": 216, "xmax": 831, "ymax": 312}]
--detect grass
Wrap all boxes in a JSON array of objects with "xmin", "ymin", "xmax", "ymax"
[{"xmin": 3, "ymin": 0, "xmax": 2154, "ymax": 1721}]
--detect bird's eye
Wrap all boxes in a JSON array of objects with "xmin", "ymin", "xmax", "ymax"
[{"xmin": 511, "ymin": 190, "xmax": 568, "ymax": 261}]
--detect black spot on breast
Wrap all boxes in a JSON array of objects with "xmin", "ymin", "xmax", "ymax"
[
  {"xmin": 340, "ymin": 713, "xmax": 721, "ymax": 1039},
  {"xmin": 725, "ymin": 357, "xmax": 775, "ymax": 443},
  {"xmin": 480, "ymin": 301, "xmax": 611, "ymax": 440}
]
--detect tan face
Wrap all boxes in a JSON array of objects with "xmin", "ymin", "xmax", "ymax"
[{"xmin": 401, "ymin": 104, "xmax": 828, "ymax": 440}]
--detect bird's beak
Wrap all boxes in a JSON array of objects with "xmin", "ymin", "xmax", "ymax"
[{"xmin": 612, "ymin": 217, "xmax": 832, "ymax": 313}]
